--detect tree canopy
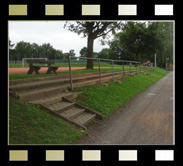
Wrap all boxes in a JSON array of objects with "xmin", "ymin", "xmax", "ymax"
[
  {"xmin": 64, "ymin": 21, "xmax": 123, "ymax": 69},
  {"xmin": 9, "ymin": 41, "xmax": 75, "ymax": 61}
]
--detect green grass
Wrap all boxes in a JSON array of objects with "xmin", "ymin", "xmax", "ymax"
[
  {"xmin": 74, "ymin": 68, "xmax": 169, "ymax": 118},
  {"xmin": 9, "ymin": 96, "xmax": 84, "ymax": 144}
]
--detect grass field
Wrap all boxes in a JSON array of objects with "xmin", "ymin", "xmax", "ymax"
[{"xmin": 9, "ymin": 67, "xmax": 168, "ymax": 144}]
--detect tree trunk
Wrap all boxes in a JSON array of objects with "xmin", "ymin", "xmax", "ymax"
[{"xmin": 86, "ymin": 35, "xmax": 94, "ymax": 69}]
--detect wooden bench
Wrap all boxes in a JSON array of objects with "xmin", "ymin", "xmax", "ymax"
[{"xmin": 26, "ymin": 60, "xmax": 59, "ymax": 74}]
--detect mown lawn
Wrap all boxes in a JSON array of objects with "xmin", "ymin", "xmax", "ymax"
[
  {"xmin": 9, "ymin": 96, "xmax": 84, "ymax": 144},
  {"xmin": 74, "ymin": 68, "xmax": 169, "ymax": 118}
]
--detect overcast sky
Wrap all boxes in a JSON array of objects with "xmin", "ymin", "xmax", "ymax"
[{"xmin": 8, "ymin": 21, "xmax": 109, "ymax": 57}]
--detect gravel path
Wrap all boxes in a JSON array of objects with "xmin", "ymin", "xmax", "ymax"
[{"xmin": 76, "ymin": 72, "xmax": 174, "ymax": 145}]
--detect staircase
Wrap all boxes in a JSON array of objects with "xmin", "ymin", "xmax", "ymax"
[
  {"xmin": 40, "ymin": 97, "xmax": 103, "ymax": 129},
  {"xmin": 9, "ymin": 70, "xmax": 138, "ymax": 129}
]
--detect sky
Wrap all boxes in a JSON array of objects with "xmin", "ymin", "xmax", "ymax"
[{"xmin": 8, "ymin": 21, "xmax": 109, "ymax": 57}]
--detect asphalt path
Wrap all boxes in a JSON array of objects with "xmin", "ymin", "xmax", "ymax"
[{"xmin": 76, "ymin": 72, "xmax": 174, "ymax": 145}]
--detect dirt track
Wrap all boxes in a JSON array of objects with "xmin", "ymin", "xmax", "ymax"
[
  {"xmin": 76, "ymin": 72, "xmax": 174, "ymax": 145},
  {"xmin": 9, "ymin": 67, "xmax": 85, "ymax": 74}
]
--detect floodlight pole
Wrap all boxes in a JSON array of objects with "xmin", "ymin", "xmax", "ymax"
[{"xmin": 154, "ymin": 53, "xmax": 157, "ymax": 67}]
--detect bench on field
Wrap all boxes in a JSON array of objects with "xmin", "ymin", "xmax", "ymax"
[{"xmin": 26, "ymin": 60, "xmax": 58, "ymax": 74}]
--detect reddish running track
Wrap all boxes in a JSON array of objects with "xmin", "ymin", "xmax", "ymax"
[{"xmin": 9, "ymin": 67, "xmax": 85, "ymax": 75}]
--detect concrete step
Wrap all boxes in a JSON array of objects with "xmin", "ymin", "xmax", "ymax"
[
  {"xmin": 28, "ymin": 92, "xmax": 81, "ymax": 105},
  {"xmin": 9, "ymin": 78, "xmax": 68, "ymax": 92},
  {"xmin": 73, "ymin": 112, "xmax": 96, "ymax": 126},
  {"xmin": 72, "ymin": 74, "xmax": 123, "ymax": 88},
  {"xmin": 9, "ymin": 71, "xmax": 124, "ymax": 92},
  {"xmin": 46, "ymin": 101, "xmax": 74, "ymax": 113},
  {"xmin": 17, "ymin": 85, "xmax": 69, "ymax": 102},
  {"xmin": 60, "ymin": 107, "xmax": 85, "ymax": 120},
  {"xmin": 9, "ymin": 72, "xmax": 98, "ymax": 85},
  {"xmin": 17, "ymin": 74, "xmax": 123, "ymax": 102}
]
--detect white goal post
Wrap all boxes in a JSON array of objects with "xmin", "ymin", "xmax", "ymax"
[{"xmin": 22, "ymin": 58, "xmax": 48, "ymax": 67}]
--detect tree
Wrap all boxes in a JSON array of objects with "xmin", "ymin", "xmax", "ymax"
[
  {"xmin": 55, "ymin": 50, "xmax": 64, "ymax": 60},
  {"xmin": 41, "ymin": 43, "xmax": 54, "ymax": 59},
  {"xmin": 109, "ymin": 21, "xmax": 173, "ymax": 67},
  {"xmin": 97, "ymin": 48, "xmax": 111, "ymax": 59},
  {"xmin": 63, "ymin": 49, "xmax": 76, "ymax": 60},
  {"xmin": 9, "ymin": 41, "xmax": 66, "ymax": 62},
  {"xmin": 14, "ymin": 41, "xmax": 32, "ymax": 60},
  {"xmin": 64, "ymin": 21, "xmax": 123, "ymax": 69},
  {"xmin": 108, "ymin": 36, "xmax": 133, "ymax": 60},
  {"xmin": 117, "ymin": 22, "xmax": 148, "ymax": 62},
  {"xmin": 80, "ymin": 47, "xmax": 87, "ymax": 57},
  {"xmin": 69, "ymin": 49, "xmax": 76, "ymax": 57},
  {"xmin": 153, "ymin": 22, "xmax": 173, "ymax": 67}
]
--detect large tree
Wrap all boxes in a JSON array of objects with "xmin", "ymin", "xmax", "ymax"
[
  {"xmin": 64, "ymin": 21, "xmax": 122, "ymax": 69},
  {"xmin": 109, "ymin": 21, "xmax": 173, "ymax": 67},
  {"xmin": 80, "ymin": 47, "xmax": 87, "ymax": 57},
  {"xmin": 117, "ymin": 22, "xmax": 148, "ymax": 62}
]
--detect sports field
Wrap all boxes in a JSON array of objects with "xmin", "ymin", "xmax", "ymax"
[{"xmin": 9, "ymin": 67, "xmax": 85, "ymax": 74}]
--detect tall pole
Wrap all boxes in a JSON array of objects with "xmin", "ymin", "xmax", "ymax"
[{"xmin": 154, "ymin": 53, "xmax": 157, "ymax": 67}]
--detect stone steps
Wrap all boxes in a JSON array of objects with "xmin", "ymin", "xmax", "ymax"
[
  {"xmin": 9, "ymin": 71, "xmax": 126, "ymax": 92},
  {"xmin": 9, "ymin": 68, "xmax": 142, "ymax": 129},
  {"xmin": 28, "ymin": 92, "xmax": 81, "ymax": 105},
  {"xmin": 72, "ymin": 112, "xmax": 96, "ymax": 126},
  {"xmin": 18, "ymin": 85, "xmax": 68, "ymax": 102},
  {"xmin": 40, "ymin": 97, "xmax": 103, "ymax": 129},
  {"xmin": 14, "ymin": 72, "xmax": 126, "ymax": 102},
  {"xmin": 60, "ymin": 107, "xmax": 85, "ymax": 120}
]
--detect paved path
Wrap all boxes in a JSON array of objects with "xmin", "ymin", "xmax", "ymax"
[{"xmin": 76, "ymin": 72, "xmax": 174, "ymax": 145}]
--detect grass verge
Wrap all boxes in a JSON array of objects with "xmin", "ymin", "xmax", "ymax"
[
  {"xmin": 9, "ymin": 96, "xmax": 84, "ymax": 144},
  {"xmin": 74, "ymin": 68, "xmax": 169, "ymax": 118}
]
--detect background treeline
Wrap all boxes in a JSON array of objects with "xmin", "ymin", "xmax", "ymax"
[
  {"xmin": 9, "ymin": 42, "xmax": 76, "ymax": 61},
  {"xmin": 10, "ymin": 22, "xmax": 173, "ymax": 68},
  {"xmin": 96, "ymin": 22, "xmax": 173, "ymax": 68}
]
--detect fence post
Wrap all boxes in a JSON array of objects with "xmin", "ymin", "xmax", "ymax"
[
  {"xmin": 129, "ymin": 62, "xmax": 131, "ymax": 76},
  {"xmin": 112, "ymin": 60, "xmax": 114, "ymax": 81},
  {"xmin": 140, "ymin": 62, "xmax": 141, "ymax": 73},
  {"xmin": 68, "ymin": 56, "xmax": 73, "ymax": 90},
  {"xmin": 136, "ymin": 62, "xmax": 137, "ymax": 75},
  {"xmin": 123, "ymin": 61, "xmax": 125, "ymax": 77},
  {"xmin": 98, "ymin": 59, "xmax": 101, "ymax": 84}
]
